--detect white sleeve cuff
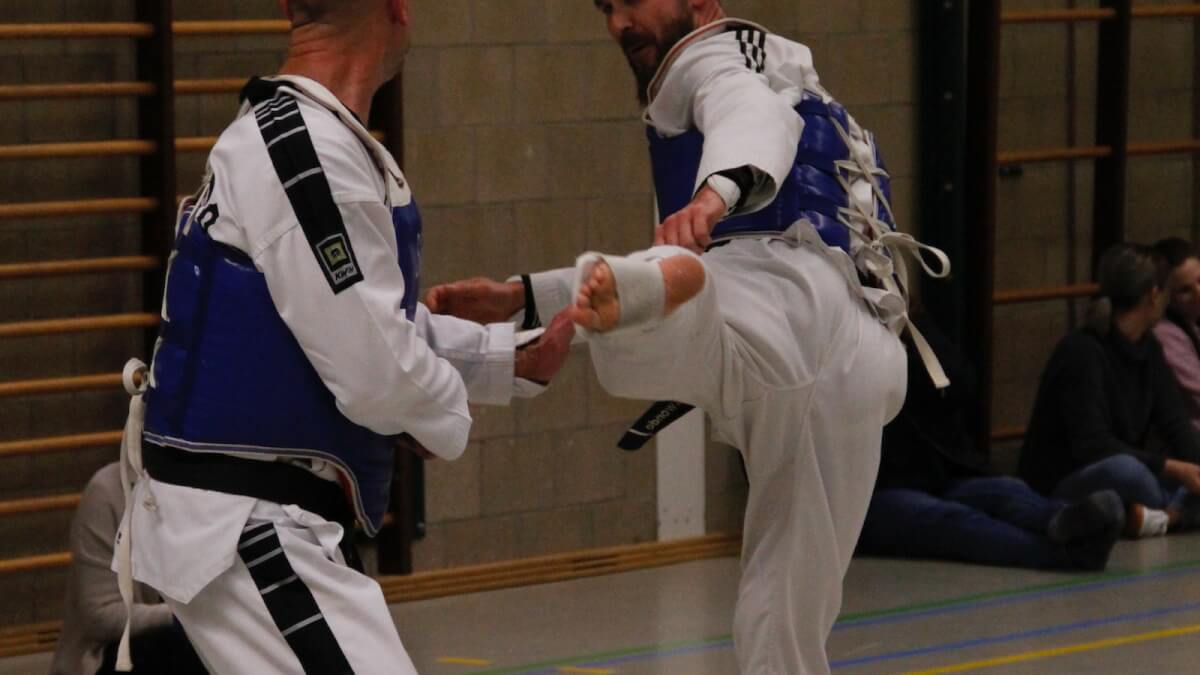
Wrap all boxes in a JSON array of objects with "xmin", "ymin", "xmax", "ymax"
[
  {"xmin": 508, "ymin": 268, "xmax": 576, "ymax": 325},
  {"xmin": 704, "ymin": 174, "xmax": 742, "ymax": 216},
  {"xmin": 513, "ymin": 378, "xmax": 549, "ymax": 398}
]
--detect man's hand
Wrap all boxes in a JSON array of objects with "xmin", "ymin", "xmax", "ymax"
[
  {"xmin": 1165, "ymin": 458, "xmax": 1200, "ymax": 493},
  {"xmin": 654, "ymin": 185, "xmax": 727, "ymax": 254},
  {"xmin": 396, "ymin": 433, "xmax": 436, "ymax": 461},
  {"xmin": 425, "ymin": 277, "xmax": 524, "ymax": 324},
  {"xmin": 514, "ymin": 310, "xmax": 575, "ymax": 384}
]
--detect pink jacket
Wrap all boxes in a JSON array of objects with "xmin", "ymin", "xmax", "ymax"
[{"xmin": 1154, "ymin": 319, "xmax": 1200, "ymax": 430}]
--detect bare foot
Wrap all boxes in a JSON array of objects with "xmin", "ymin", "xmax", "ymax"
[
  {"xmin": 569, "ymin": 260, "xmax": 621, "ymax": 332},
  {"xmin": 660, "ymin": 254, "xmax": 706, "ymax": 311},
  {"xmin": 567, "ymin": 255, "xmax": 706, "ymax": 333}
]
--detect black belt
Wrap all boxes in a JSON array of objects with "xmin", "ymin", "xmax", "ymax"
[
  {"xmin": 617, "ymin": 400, "xmax": 696, "ymax": 450},
  {"xmin": 141, "ymin": 441, "xmax": 364, "ymax": 570}
]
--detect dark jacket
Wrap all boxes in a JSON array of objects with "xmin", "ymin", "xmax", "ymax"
[
  {"xmin": 1017, "ymin": 324, "xmax": 1200, "ymax": 494},
  {"xmin": 877, "ymin": 314, "xmax": 989, "ymax": 494}
]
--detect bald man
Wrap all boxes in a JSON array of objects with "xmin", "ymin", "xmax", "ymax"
[{"xmin": 112, "ymin": 1, "xmax": 572, "ymax": 672}]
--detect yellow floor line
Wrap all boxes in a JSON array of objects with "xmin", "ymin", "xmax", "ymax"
[
  {"xmin": 907, "ymin": 623, "xmax": 1200, "ymax": 674},
  {"xmin": 436, "ymin": 656, "xmax": 494, "ymax": 666},
  {"xmin": 557, "ymin": 667, "xmax": 616, "ymax": 674}
]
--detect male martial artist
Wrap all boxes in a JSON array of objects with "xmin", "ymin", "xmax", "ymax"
[
  {"xmin": 426, "ymin": 1, "xmax": 948, "ymax": 672},
  {"xmin": 111, "ymin": 1, "xmax": 572, "ymax": 672}
]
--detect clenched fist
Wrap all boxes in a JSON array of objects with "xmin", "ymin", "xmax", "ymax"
[
  {"xmin": 654, "ymin": 185, "xmax": 727, "ymax": 254},
  {"xmin": 514, "ymin": 310, "xmax": 575, "ymax": 384}
]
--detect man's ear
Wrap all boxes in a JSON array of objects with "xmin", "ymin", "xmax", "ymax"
[{"xmin": 388, "ymin": 0, "xmax": 410, "ymax": 26}]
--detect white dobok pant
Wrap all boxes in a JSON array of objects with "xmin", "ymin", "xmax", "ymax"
[
  {"xmin": 582, "ymin": 231, "xmax": 907, "ymax": 675},
  {"xmin": 124, "ymin": 477, "xmax": 417, "ymax": 675}
]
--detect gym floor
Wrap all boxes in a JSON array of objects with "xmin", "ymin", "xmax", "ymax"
[{"xmin": 6, "ymin": 535, "xmax": 1199, "ymax": 674}]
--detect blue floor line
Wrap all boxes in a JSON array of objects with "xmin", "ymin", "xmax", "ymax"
[
  {"xmin": 834, "ymin": 564, "xmax": 1200, "ymax": 630},
  {"xmin": 830, "ymin": 600, "xmax": 1200, "ymax": 669}
]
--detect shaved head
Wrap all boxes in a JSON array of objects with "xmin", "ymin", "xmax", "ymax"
[{"xmin": 275, "ymin": 0, "xmax": 413, "ymax": 120}]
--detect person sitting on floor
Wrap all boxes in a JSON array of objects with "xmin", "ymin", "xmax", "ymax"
[
  {"xmin": 1152, "ymin": 237, "xmax": 1200, "ymax": 430},
  {"xmin": 51, "ymin": 462, "xmax": 205, "ymax": 675},
  {"xmin": 856, "ymin": 309, "xmax": 1124, "ymax": 571},
  {"xmin": 1018, "ymin": 243, "xmax": 1200, "ymax": 538}
]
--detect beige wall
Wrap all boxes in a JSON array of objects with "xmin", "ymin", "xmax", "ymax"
[
  {"xmin": 0, "ymin": 0, "xmax": 1195, "ymax": 628},
  {"xmin": 401, "ymin": 0, "xmax": 655, "ymax": 570}
]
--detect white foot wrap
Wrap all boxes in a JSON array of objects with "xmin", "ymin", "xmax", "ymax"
[{"xmin": 574, "ymin": 252, "xmax": 665, "ymax": 330}]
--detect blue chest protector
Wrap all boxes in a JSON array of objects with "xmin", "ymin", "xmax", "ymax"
[
  {"xmin": 142, "ymin": 199, "xmax": 423, "ymax": 535},
  {"xmin": 647, "ymin": 98, "xmax": 894, "ymax": 250}
]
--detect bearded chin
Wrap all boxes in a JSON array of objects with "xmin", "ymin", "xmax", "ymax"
[
  {"xmin": 630, "ymin": 60, "xmax": 656, "ymax": 105},
  {"xmin": 628, "ymin": 11, "xmax": 697, "ymax": 106}
]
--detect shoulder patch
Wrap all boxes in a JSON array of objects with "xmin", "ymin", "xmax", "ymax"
[
  {"xmin": 244, "ymin": 78, "xmax": 364, "ymax": 294},
  {"xmin": 315, "ymin": 232, "xmax": 360, "ymax": 287}
]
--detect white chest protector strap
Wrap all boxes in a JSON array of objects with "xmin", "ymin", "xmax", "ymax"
[
  {"xmin": 847, "ymin": 230, "xmax": 951, "ymax": 390},
  {"xmin": 819, "ymin": 112, "xmax": 953, "ymax": 390},
  {"xmin": 114, "ymin": 358, "xmax": 149, "ymax": 672}
]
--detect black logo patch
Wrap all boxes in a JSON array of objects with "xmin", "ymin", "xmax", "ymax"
[{"xmin": 316, "ymin": 233, "xmax": 363, "ymax": 293}]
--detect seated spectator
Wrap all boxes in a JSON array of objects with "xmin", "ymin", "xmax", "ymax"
[
  {"xmin": 51, "ymin": 463, "xmax": 206, "ymax": 675},
  {"xmin": 1152, "ymin": 237, "xmax": 1200, "ymax": 429},
  {"xmin": 1018, "ymin": 243, "xmax": 1200, "ymax": 538},
  {"xmin": 857, "ymin": 310, "xmax": 1124, "ymax": 570}
]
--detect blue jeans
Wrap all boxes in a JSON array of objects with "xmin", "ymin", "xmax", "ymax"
[
  {"xmin": 1053, "ymin": 454, "xmax": 1187, "ymax": 511},
  {"xmin": 858, "ymin": 476, "xmax": 1075, "ymax": 569}
]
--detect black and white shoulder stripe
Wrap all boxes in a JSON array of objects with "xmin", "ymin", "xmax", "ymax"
[
  {"xmin": 241, "ymin": 77, "xmax": 365, "ymax": 295},
  {"xmin": 732, "ymin": 26, "xmax": 767, "ymax": 74}
]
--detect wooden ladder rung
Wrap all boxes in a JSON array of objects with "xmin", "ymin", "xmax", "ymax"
[
  {"xmin": 1002, "ymin": 8, "xmax": 1116, "ymax": 24},
  {"xmin": 0, "ymin": 553, "xmax": 71, "ymax": 576},
  {"xmin": 0, "ymin": 197, "xmax": 157, "ymax": 220},
  {"xmin": 0, "ymin": 494, "xmax": 81, "ymax": 517},
  {"xmin": 0, "ymin": 431, "xmax": 123, "ymax": 459},
  {"xmin": 0, "ymin": 79, "xmax": 247, "ymax": 100},
  {"xmin": 0, "ymin": 20, "xmax": 292, "ymax": 41},
  {"xmin": 0, "ymin": 313, "xmax": 160, "ymax": 339},
  {"xmin": 991, "ymin": 427, "xmax": 1027, "ymax": 442},
  {"xmin": 993, "ymin": 283, "xmax": 1099, "ymax": 306},
  {"xmin": 0, "ymin": 374, "xmax": 124, "ymax": 399},
  {"xmin": 0, "ymin": 22, "xmax": 154, "ymax": 39},
  {"xmin": 999, "ymin": 139, "xmax": 1200, "ymax": 165},
  {"xmin": 0, "ymin": 256, "xmax": 159, "ymax": 280},
  {"xmin": 1002, "ymin": 5, "xmax": 1200, "ymax": 24}
]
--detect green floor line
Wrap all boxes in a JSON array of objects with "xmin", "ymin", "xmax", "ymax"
[
  {"xmin": 468, "ymin": 557, "xmax": 1200, "ymax": 674},
  {"xmin": 471, "ymin": 635, "xmax": 732, "ymax": 675},
  {"xmin": 838, "ymin": 557, "xmax": 1200, "ymax": 625}
]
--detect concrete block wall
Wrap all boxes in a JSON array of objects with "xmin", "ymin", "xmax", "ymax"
[{"xmin": 401, "ymin": 0, "xmax": 653, "ymax": 570}]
